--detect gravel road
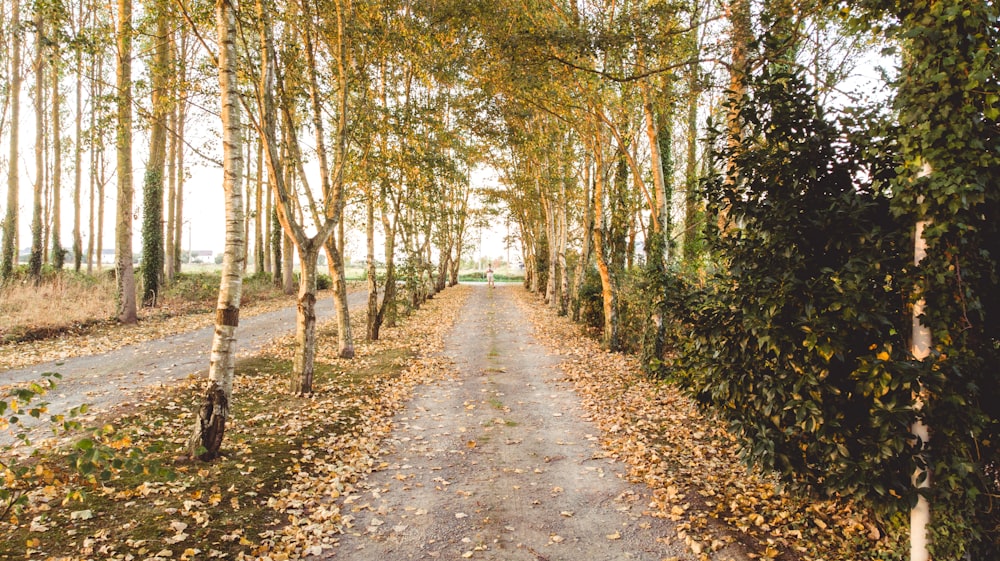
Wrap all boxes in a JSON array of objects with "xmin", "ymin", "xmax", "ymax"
[
  {"xmin": 1, "ymin": 291, "xmax": 368, "ymax": 445},
  {"xmin": 317, "ymin": 285, "xmax": 698, "ymax": 561}
]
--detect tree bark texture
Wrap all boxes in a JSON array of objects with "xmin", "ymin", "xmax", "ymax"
[
  {"xmin": 115, "ymin": 0, "xmax": 137, "ymax": 323},
  {"xmin": 291, "ymin": 247, "xmax": 319, "ymax": 395},
  {"xmin": 50, "ymin": 36, "xmax": 63, "ymax": 270},
  {"xmin": 190, "ymin": 0, "xmax": 244, "ymax": 461},
  {"xmin": 142, "ymin": 0, "xmax": 169, "ymax": 305},
  {"xmin": 1, "ymin": 0, "xmax": 21, "ymax": 280},
  {"xmin": 30, "ymin": 9, "xmax": 44, "ymax": 284},
  {"xmin": 72, "ymin": 4, "xmax": 84, "ymax": 273}
]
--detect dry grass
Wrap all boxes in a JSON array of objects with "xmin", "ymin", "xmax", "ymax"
[{"xmin": 0, "ymin": 274, "xmax": 116, "ymax": 342}]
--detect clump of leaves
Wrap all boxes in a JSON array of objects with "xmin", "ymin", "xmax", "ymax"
[{"xmin": 1, "ymin": 373, "xmax": 169, "ymax": 530}]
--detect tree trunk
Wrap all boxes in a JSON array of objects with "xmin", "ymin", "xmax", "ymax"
[
  {"xmin": 682, "ymin": 23, "xmax": 701, "ymax": 263},
  {"xmin": 324, "ymin": 237, "xmax": 355, "ymax": 359},
  {"xmin": 365, "ymin": 190, "xmax": 379, "ymax": 341},
  {"xmin": 50, "ymin": 36, "xmax": 63, "ymax": 270},
  {"xmin": 591, "ymin": 136, "xmax": 619, "ymax": 351},
  {"xmin": 115, "ymin": 0, "xmax": 137, "ymax": 323},
  {"xmin": 96, "ymin": 145, "xmax": 106, "ymax": 273},
  {"xmin": 264, "ymin": 175, "xmax": 272, "ymax": 274},
  {"xmin": 291, "ymin": 244, "xmax": 320, "ymax": 395},
  {"xmin": 172, "ymin": 35, "xmax": 187, "ymax": 277},
  {"xmin": 571, "ymin": 156, "xmax": 594, "ymax": 322},
  {"xmin": 242, "ymin": 136, "xmax": 252, "ymax": 273},
  {"xmin": 271, "ymin": 207, "xmax": 281, "ymax": 283},
  {"xmin": 72, "ymin": 3, "xmax": 84, "ymax": 273},
  {"xmin": 254, "ymin": 140, "xmax": 264, "ymax": 274},
  {"xmin": 557, "ymin": 189, "xmax": 569, "ymax": 315},
  {"xmin": 381, "ymin": 205, "xmax": 398, "ymax": 329},
  {"xmin": 142, "ymin": 0, "xmax": 169, "ymax": 305},
  {"xmin": 86, "ymin": 75, "xmax": 95, "ymax": 275},
  {"xmin": 909, "ymin": 164, "xmax": 933, "ymax": 561},
  {"xmin": 165, "ymin": 80, "xmax": 177, "ymax": 282},
  {"xmin": 543, "ymin": 193, "xmax": 557, "ymax": 306},
  {"xmin": 720, "ymin": 0, "xmax": 751, "ymax": 232},
  {"xmin": 1, "ymin": 0, "xmax": 21, "ymax": 280},
  {"xmin": 282, "ymin": 232, "xmax": 294, "ymax": 294},
  {"xmin": 29, "ymin": 9, "xmax": 45, "ymax": 284},
  {"xmin": 190, "ymin": 0, "xmax": 244, "ymax": 461}
]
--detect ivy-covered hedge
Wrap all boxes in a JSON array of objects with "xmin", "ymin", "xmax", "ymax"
[
  {"xmin": 665, "ymin": 6, "xmax": 1000, "ymax": 553},
  {"xmin": 674, "ymin": 66, "xmax": 918, "ymax": 503}
]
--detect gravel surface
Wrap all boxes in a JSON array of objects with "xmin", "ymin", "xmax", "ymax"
[{"xmin": 318, "ymin": 285, "xmax": 694, "ymax": 561}]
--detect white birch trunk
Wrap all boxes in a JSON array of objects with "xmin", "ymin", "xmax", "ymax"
[
  {"xmin": 910, "ymin": 167, "xmax": 933, "ymax": 561},
  {"xmin": 189, "ymin": 0, "xmax": 244, "ymax": 460}
]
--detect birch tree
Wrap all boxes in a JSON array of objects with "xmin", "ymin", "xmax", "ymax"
[
  {"xmin": 189, "ymin": 0, "xmax": 244, "ymax": 461},
  {"xmin": 248, "ymin": 0, "xmax": 350, "ymax": 393}
]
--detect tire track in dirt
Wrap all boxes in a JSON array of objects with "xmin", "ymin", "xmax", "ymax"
[{"xmin": 319, "ymin": 285, "xmax": 693, "ymax": 561}]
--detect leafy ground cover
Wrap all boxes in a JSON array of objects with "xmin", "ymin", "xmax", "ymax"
[
  {"xmin": 515, "ymin": 291, "xmax": 908, "ymax": 561},
  {"xmin": 0, "ymin": 285, "xmax": 468, "ymax": 560}
]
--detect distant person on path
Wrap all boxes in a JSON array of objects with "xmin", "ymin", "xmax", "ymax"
[{"xmin": 486, "ymin": 266, "xmax": 495, "ymax": 288}]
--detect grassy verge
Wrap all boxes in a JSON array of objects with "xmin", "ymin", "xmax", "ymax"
[
  {"xmin": 0, "ymin": 271, "xmax": 293, "ymax": 345},
  {"xmin": 0, "ymin": 285, "xmax": 469, "ymax": 561}
]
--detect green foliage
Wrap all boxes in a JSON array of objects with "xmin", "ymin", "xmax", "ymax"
[
  {"xmin": 673, "ymin": 66, "xmax": 919, "ymax": 515},
  {"xmin": 576, "ymin": 267, "xmax": 605, "ymax": 332},
  {"xmin": 292, "ymin": 272, "xmax": 333, "ymax": 291},
  {"xmin": 0, "ymin": 373, "xmax": 63, "ymax": 521},
  {"xmin": 876, "ymin": 3, "xmax": 1000, "ymax": 557},
  {"xmin": 1, "ymin": 374, "xmax": 168, "ymax": 523},
  {"xmin": 141, "ymin": 167, "xmax": 164, "ymax": 307},
  {"xmin": 243, "ymin": 271, "xmax": 274, "ymax": 288},
  {"xmin": 829, "ymin": 1, "xmax": 1000, "ymax": 555},
  {"xmin": 164, "ymin": 272, "xmax": 221, "ymax": 303}
]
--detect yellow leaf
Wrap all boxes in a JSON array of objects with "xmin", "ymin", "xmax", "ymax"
[{"xmin": 606, "ymin": 531, "xmax": 621, "ymax": 540}]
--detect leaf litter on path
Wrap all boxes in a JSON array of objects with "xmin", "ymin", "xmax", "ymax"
[{"xmin": 514, "ymin": 290, "xmax": 902, "ymax": 561}]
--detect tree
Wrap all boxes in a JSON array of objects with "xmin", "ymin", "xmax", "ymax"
[
  {"xmin": 1, "ymin": 0, "xmax": 21, "ymax": 281},
  {"xmin": 29, "ymin": 3, "xmax": 45, "ymax": 284},
  {"xmin": 49, "ymin": 5, "xmax": 64, "ymax": 271},
  {"xmin": 71, "ymin": 0, "xmax": 85, "ymax": 272},
  {"xmin": 248, "ymin": 0, "xmax": 350, "ymax": 393},
  {"xmin": 141, "ymin": 0, "xmax": 169, "ymax": 305},
  {"xmin": 189, "ymin": 0, "xmax": 244, "ymax": 461},
  {"xmin": 115, "ymin": 0, "xmax": 137, "ymax": 323}
]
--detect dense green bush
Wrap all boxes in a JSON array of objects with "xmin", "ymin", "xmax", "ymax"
[
  {"xmin": 673, "ymin": 66, "xmax": 919, "ymax": 514},
  {"xmin": 663, "ymin": 25, "xmax": 1000, "ymax": 553}
]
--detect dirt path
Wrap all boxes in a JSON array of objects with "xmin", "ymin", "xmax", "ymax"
[
  {"xmin": 319, "ymin": 285, "xmax": 692, "ymax": 561},
  {"xmin": 1, "ymin": 292, "xmax": 367, "ymax": 445}
]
